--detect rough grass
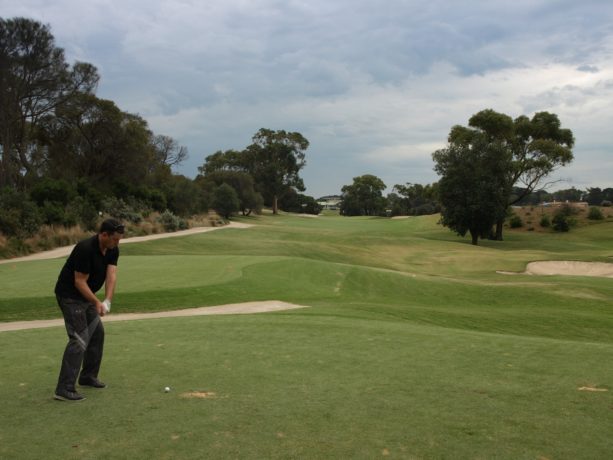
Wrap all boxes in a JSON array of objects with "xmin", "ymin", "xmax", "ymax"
[
  {"xmin": 508, "ymin": 204, "xmax": 613, "ymax": 233},
  {"xmin": 1, "ymin": 213, "xmax": 612, "ymax": 459}
]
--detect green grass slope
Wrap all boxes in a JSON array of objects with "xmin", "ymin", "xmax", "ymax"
[{"xmin": 1, "ymin": 214, "xmax": 612, "ymax": 459}]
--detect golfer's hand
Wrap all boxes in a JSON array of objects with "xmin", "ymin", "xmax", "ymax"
[{"xmin": 96, "ymin": 301, "xmax": 106, "ymax": 317}]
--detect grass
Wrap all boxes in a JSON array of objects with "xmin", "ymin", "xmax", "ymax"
[
  {"xmin": 508, "ymin": 204, "xmax": 613, "ymax": 233},
  {"xmin": 1, "ymin": 213, "xmax": 613, "ymax": 459}
]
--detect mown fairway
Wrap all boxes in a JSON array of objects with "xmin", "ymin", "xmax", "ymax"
[{"xmin": 1, "ymin": 214, "xmax": 612, "ymax": 459}]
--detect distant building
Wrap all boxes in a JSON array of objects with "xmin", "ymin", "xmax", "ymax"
[{"xmin": 317, "ymin": 195, "xmax": 342, "ymax": 210}]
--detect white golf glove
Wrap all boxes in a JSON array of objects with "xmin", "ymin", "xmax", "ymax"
[{"xmin": 102, "ymin": 299, "xmax": 111, "ymax": 313}]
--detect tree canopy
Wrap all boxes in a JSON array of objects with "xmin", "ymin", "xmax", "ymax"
[
  {"xmin": 198, "ymin": 129, "xmax": 313, "ymax": 215},
  {"xmin": 433, "ymin": 109, "xmax": 574, "ymax": 243},
  {"xmin": 245, "ymin": 129, "xmax": 309, "ymax": 214},
  {"xmin": 340, "ymin": 174, "xmax": 387, "ymax": 216},
  {"xmin": 0, "ymin": 17, "xmax": 99, "ymax": 188}
]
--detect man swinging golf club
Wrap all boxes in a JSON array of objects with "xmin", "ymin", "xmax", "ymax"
[{"xmin": 53, "ymin": 218, "xmax": 124, "ymax": 401}]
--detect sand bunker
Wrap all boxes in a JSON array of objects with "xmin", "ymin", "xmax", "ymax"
[
  {"xmin": 499, "ymin": 261, "xmax": 613, "ymax": 278},
  {"xmin": 0, "ymin": 301, "xmax": 309, "ymax": 333}
]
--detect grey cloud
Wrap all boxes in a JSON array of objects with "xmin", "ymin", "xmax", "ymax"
[{"xmin": 577, "ymin": 65, "xmax": 600, "ymax": 73}]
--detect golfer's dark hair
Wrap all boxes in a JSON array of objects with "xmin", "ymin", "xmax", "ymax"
[{"xmin": 100, "ymin": 218, "xmax": 125, "ymax": 234}]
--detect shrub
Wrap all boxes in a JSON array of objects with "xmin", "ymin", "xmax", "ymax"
[
  {"xmin": 40, "ymin": 201, "xmax": 68, "ymax": 226},
  {"xmin": 30, "ymin": 178, "xmax": 76, "ymax": 206},
  {"xmin": 0, "ymin": 188, "xmax": 43, "ymax": 237},
  {"xmin": 552, "ymin": 212, "xmax": 570, "ymax": 232},
  {"xmin": 212, "ymin": 183, "xmax": 240, "ymax": 219},
  {"xmin": 509, "ymin": 215, "xmax": 523, "ymax": 228},
  {"xmin": 101, "ymin": 197, "xmax": 143, "ymax": 224},
  {"xmin": 540, "ymin": 215, "xmax": 551, "ymax": 228},
  {"xmin": 66, "ymin": 196, "xmax": 100, "ymax": 230},
  {"xmin": 158, "ymin": 210, "xmax": 187, "ymax": 232},
  {"xmin": 588, "ymin": 207, "xmax": 604, "ymax": 220},
  {"xmin": 558, "ymin": 203, "xmax": 577, "ymax": 216}
]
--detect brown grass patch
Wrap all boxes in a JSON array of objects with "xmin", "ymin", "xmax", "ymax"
[{"xmin": 507, "ymin": 204, "xmax": 613, "ymax": 233}]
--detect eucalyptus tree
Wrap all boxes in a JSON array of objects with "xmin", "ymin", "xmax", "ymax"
[
  {"xmin": 245, "ymin": 129, "xmax": 309, "ymax": 214},
  {"xmin": 433, "ymin": 135, "xmax": 508, "ymax": 245},
  {"xmin": 340, "ymin": 174, "xmax": 387, "ymax": 216},
  {"xmin": 467, "ymin": 109, "xmax": 574, "ymax": 240},
  {"xmin": 0, "ymin": 17, "xmax": 98, "ymax": 188},
  {"xmin": 435, "ymin": 109, "xmax": 574, "ymax": 241}
]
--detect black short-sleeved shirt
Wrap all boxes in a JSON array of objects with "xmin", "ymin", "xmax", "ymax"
[{"xmin": 55, "ymin": 235, "xmax": 119, "ymax": 300}]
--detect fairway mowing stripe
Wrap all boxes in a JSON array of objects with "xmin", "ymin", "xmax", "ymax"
[{"xmin": 0, "ymin": 301, "xmax": 309, "ymax": 332}]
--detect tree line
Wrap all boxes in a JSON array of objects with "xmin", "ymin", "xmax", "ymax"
[
  {"xmin": 2, "ymin": 17, "xmax": 608, "ymax": 248},
  {"xmin": 0, "ymin": 17, "xmax": 319, "ymax": 240},
  {"xmin": 339, "ymin": 109, "xmax": 607, "ymax": 244}
]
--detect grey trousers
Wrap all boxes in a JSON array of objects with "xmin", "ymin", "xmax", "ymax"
[{"xmin": 56, "ymin": 296, "xmax": 105, "ymax": 392}]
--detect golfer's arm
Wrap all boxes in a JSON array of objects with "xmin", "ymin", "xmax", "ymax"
[
  {"xmin": 74, "ymin": 272, "xmax": 103, "ymax": 307},
  {"xmin": 104, "ymin": 265, "xmax": 118, "ymax": 302}
]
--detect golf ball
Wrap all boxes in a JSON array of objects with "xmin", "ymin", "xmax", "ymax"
[{"xmin": 164, "ymin": 386, "xmax": 170, "ymax": 392}]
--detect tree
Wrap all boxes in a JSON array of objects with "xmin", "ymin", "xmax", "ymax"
[
  {"xmin": 151, "ymin": 134, "xmax": 188, "ymax": 169},
  {"xmin": 433, "ymin": 135, "xmax": 509, "ymax": 245},
  {"xmin": 279, "ymin": 189, "xmax": 322, "ymax": 215},
  {"xmin": 163, "ymin": 174, "xmax": 208, "ymax": 217},
  {"xmin": 212, "ymin": 183, "xmax": 240, "ymax": 219},
  {"xmin": 584, "ymin": 187, "xmax": 613, "ymax": 206},
  {"xmin": 245, "ymin": 129, "xmax": 309, "ymax": 214},
  {"xmin": 390, "ymin": 182, "xmax": 440, "ymax": 216},
  {"xmin": 441, "ymin": 109, "xmax": 574, "ymax": 240},
  {"xmin": 197, "ymin": 170, "xmax": 263, "ymax": 216},
  {"xmin": 340, "ymin": 174, "xmax": 387, "ymax": 216},
  {"xmin": 552, "ymin": 187, "xmax": 583, "ymax": 202},
  {"xmin": 0, "ymin": 17, "xmax": 99, "ymax": 188},
  {"xmin": 198, "ymin": 149, "xmax": 247, "ymax": 175},
  {"xmin": 42, "ymin": 93, "xmax": 156, "ymax": 189}
]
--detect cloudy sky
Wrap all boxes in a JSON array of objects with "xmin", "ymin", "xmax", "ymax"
[{"xmin": 4, "ymin": 0, "xmax": 613, "ymax": 197}]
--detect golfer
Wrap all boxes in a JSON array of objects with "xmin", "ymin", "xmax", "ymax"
[{"xmin": 53, "ymin": 218, "xmax": 124, "ymax": 401}]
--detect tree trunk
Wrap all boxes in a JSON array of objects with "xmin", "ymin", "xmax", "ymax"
[
  {"xmin": 470, "ymin": 229, "xmax": 479, "ymax": 245},
  {"xmin": 272, "ymin": 195, "xmax": 278, "ymax": 214},
  {"xmin": 495, "ymin": 219, "xmax": 504, "ymax": 241}
]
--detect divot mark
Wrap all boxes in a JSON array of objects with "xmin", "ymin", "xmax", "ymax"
[
  {"xmin": 181, "ymin": 391, "xmax": 217, "ymax": 399},
  {"xmin": 578, "ymin": 386, "xmax": 608, "ymax": 392}
]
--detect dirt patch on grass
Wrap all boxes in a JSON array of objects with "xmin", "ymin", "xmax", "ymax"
[
  {"xmin": 180, "ymin": 391, "xmax": 217, "ymax": 399},
  {"xmin": 578, "ymin": 386, "xmax": 608, "ymax": 392},
  {"xmin": 498, "ymin": 261, "xmax": 613, "ymax": 278},
  {"xmin": 0, "ymin": 301, "xmax": 309, "ymax": 332}
]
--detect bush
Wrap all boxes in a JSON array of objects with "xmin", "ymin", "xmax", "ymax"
[
  {"xmin": 540, "ymin": 215, "xmax": 551, "ymax": 228},
  {"xmin": 101, "ymin": 197, "xmax": 143, "ymax": 224},
  {"xmin": 212, "ymin": 183, "xmax": 240, "ymax": 219},
  {"xmin": 67, "ymin": 196, "xmax": 100, "ymax": 230},
  {"xmin": 40, "ymin": 201, "xmax": 68, "ymax": 226},
  {"xmin": 588, "ymin": 207, "xmax": 604, "ymax": 220},
  {"xmin": 0, "ymin": 188, "xmax": 43, "ymax": 237},
  {"xmin": 558, "ymin": 203, "xmax": 577, "ymax": 216},
  {"xmin": 158, "ymin": 210, "xmax": 187, "ymax": 232},
  {"xmin": 552, "ymin": 212, "xmax": 570, "ymax": 232},
  {"xmin": 509, "ymin": 215, "xmax": 523, "ymax": 228},
  {"xmin": 30, "ymin": 178, "xmax": 76, "ymax": 206}
]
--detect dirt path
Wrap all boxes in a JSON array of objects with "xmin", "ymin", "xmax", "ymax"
[
  {"xmin": 0, "ymin": 221, "xmax": 252, "ymax": 265},
  {"xmin": 0, "ymin": 301, "xmax": 310, "ymax": 332}
]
